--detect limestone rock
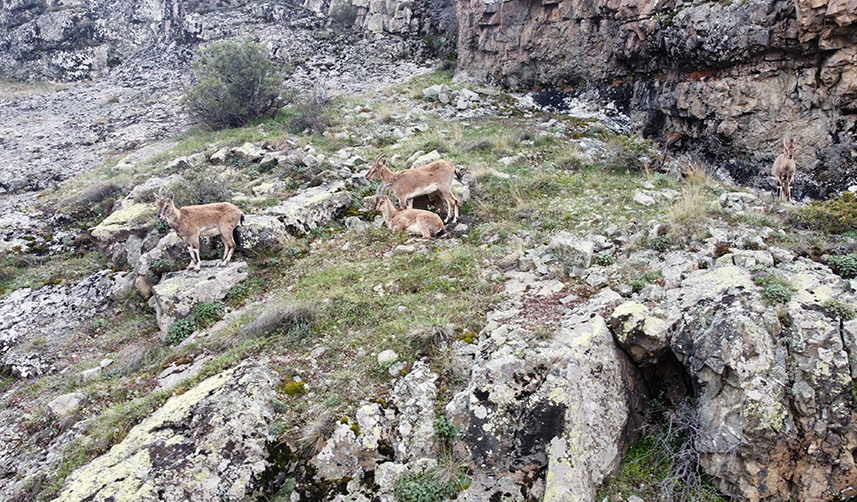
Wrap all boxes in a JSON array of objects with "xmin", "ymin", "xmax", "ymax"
[
  {"xmin": 608, "ymin": 301, "xmax": 670, "ymax": 366},
  {"xmin": 548, "ymin": 231, "xmax": 594, "ymax": 271},
  {"xmin": 89, "ymin": 203, "xmax": 155, "ymax": 244},
  {"xmin": 237, "ymin": 214, "xmax": 293, "ymax": 250},
  {"xmin": 57, "ymin": 364, "xmax": 277, "ymax": 502},
  {"xmin": 264, "ymin": 181, "xmax": 353, "ymax": 234},
  {"xmin": 148, "ymin": 261, "xmax": 248, "ymax": 335}
]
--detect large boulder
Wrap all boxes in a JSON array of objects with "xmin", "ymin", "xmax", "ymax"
[
  {"xmin": 89, "ymin": 203, "xmax": 155, "ymax": 244},
  {"xmin": 264, "ymin": 181, "xmax": 353, "ymax": 234},
  {"xmin": 655, "ymin": 261, "xmax": 857, "ymax": 501},
  {"xmin": 446, "ymin": 290, "xmax": 644, "ymax": 502},
  {"xmin": 56, "ymin": 364, "xmax": 277, "ymax": 502},
  {"xmin": 148, "ymin": 261, "xmax": 248, "ymax": 335}
]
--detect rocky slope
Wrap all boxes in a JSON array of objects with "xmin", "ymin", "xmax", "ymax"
[
  {"xmin": 1, "ymin": 1, "xmax": 857, "ymax": 502},
  {"xmin": 456, "ymin": 0, "xmax": 857, "ymax": 200}
]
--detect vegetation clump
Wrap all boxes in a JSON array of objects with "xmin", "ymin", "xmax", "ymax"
[
  {"xmin": 752, "ymin": 270, "xmax": 793, "ymax": 305},
  {"xmin": 823, "ymin": 253, "xmax": 857, "ymax": 279},
  {"xmin": 794, "ymin": 191, "xmax": 857, "ymax": 235},
  {"xmin": 182, "ymin": 38, "xmax": 284, "ymax": 130},
  {"xmin": 821, "ymin": 299, "xmax": 856, "ymax": 321},
  {"xmin": 165, "ymin": 301, "xmax": 226, "ymax": 345}
]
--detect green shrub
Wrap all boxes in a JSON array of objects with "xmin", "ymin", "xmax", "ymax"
[
  {"xmin": 753, "ymin": 272, "xmax": 793, "ymax": 305},
  {"xmin": 794, "ymin": 191, "xmax": 857, "ymax": 235},
  {"xmin": 394, "ymin": 471, "xmax": 458, "ymax": 502},
  {"xmin": 650, "ymin": 235, "xmax": 673, "ymax": 252},
  {"xmin": 168, "ymin": 168, "xmax": 233, "ymax": 207},
  {"xmin": 182, "ymin": 38, "xmax": 284, "ymax": 130},
  {"xmin": 166, "ymin": 317, "xmax": 195, "ymax": 345},
  {"xmin": 433, "ymin": 415, "xmax": 458, "ymax": 447},
  {"xmin": 824, "ymin": 254, "xmax": 857, "ymax": 279},
  {"xmin": 821, "ymin": 299, "xmax": 856, "ymax": 321},
  {"xmin": 594, "ymin": 252, "xmax": 616, "ymax": 266},
  {"xmin": 283, "ymin": 88, "xmax": 332, "ymax": 134},
  {"xmin": 193, "ymin": 301, "xmax": 225, "ymax": 329}
]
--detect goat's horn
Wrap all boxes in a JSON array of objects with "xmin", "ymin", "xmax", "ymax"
[
  {"xmin": 373, "ymin": 153, "xmax": 387, "ymax": 165},
  {"xmin": 375, "ymin": 183, "xmax": 387, "ymax": 197}
]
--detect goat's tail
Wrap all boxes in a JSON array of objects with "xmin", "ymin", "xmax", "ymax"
[
  {"xmin": 454, "ymin": 168, "xmax": 463, "ymax": 181},
  {"xmin": 434, "ymin": 225, "xmax": 448, "ymax": 238},
  {"xmin": 234, "ymin": 215, "xmax": 245, "ymax": 249}
]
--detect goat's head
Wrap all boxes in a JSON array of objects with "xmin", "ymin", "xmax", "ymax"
[
  {"xmin": 155, "ymin": 189, "xmax": 175, "ymax": 220},
  {"xmin": 783, "ymin": 137, "xmax": 796, "ymax": 159},
  {"xmin": 374, "ymin": 183, "xmax": 392, "ymax": 211},
  {"xmin": 366, "ymin": 153, "xmax": 388, "ymax": 180}
]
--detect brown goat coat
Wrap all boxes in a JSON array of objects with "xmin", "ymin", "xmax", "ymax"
[
  {"xmin": 771, "ymin": 138, "xmax": 797, "ymax": 202},
  {"xmin": 156, "ymin": 197, "xmax": 244, "ymax": 270},
  {"xmin": 366, "ymin": 155, "xmax": 459, "ymax": 223}
]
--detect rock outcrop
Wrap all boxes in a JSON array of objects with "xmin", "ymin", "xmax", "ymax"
[
  {"xmin": 456, "ymin": 0, "xmax": 857, "ymax": 199},
  {"xmin": 57, "ymin": 364, "xmax": 277, "ymax": 502}
]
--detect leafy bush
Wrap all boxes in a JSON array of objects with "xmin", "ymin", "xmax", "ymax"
[
  {"xmin": 167, "ymin": 169, "xmax": 233, "ymax": 206},
  {"xmin": 394, "ymin": 471, "xmax": 458, "ymax": 502},
  {"xmin": 166, "ymin": 317, "xmax": 195, "ymax": 345},
  {"xmin": 433, "ymin": 415, "xmax": 458, "ymax": 447},
  {"xmin": 193, "ymin": 301, "xmax": 225, "ymax": 329},
  {"xmin": 824, "ymin": 254, "xmax": 857, "ymax": 279},
  {"xmin": 793, "ymin": 191, "xmax": 857, "ymax": 234},
  {"xmin": 594, "ymin": 252, "xmax": 616, "ymax": 266},
  {"xmin": 753, "ymin": 271, "xmax": 793, "ymax": 305},
  {"xmin": 821, "ymin": 299, "xmax": 856, "ymax": 321},
  {"xmin": 182, "ymin": 38, "xmax": 284, "ymax": 130},
  {"xmin": 650, "ymin": 235, "xmax": 673, "ymax": 252},
  {"xmin": 283, "ymin": 88, "xmax": 332, "ymax": 134}
]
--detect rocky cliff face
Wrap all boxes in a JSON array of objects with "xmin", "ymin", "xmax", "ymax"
[{"xmin": 456, "ymin": 0, "xmax": 857, "ymax": 199}]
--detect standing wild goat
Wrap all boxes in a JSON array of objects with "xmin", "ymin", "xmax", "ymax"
[
  {"xmin": 771, "ymin": 137, "xmax": 797, "ymax": 202},
  {"xmin": 366, "ymin": 153, "xmax": 460, "ymax": 224},
  {"xmin": 156, "ymin": 190, "xmax": 244, "ymax": 271},
  {"xmin": 375, "ymin": 183, "xmax": 446, "ymax": 238}
]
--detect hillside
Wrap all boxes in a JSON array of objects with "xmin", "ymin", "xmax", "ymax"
[{"xmin": 1, "ymin": 2, "xmax": 857, "ymax": 502}]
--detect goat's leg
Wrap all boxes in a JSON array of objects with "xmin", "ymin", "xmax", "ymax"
[
  {"xmin": 219, "ymin": 231, "xmax": 236, "ymax": 266},
  {"xmin": 188, "ymin": 235, "xmax": 201, "ymax": 270}
]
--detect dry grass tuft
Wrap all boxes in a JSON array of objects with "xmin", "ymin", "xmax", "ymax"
[
  {"xmin": 237, "ymin": 301, "xmax": 317, "ymax": 341},
  {"xmin": 298, "ymin": 409, "xmax": 336, "ymax": 455}
]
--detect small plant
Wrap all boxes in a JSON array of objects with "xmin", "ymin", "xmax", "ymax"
[
  {"xmin": 821, "ymin": 299, "xmax": 856, "ymax": 321},
  {"xmin": 225, "ymin": 282, "xmax": 249, "ymax": 303},
  {"xmin": 824, "ymin": 254, "xmax": 857, "ymax": 279},
  {"xmin": 283, "ymin": 88, "xmax": 332, "ymax": 134},
  {"xmin": 753, "ymin": 271, "xmax": 793, "ymax": 305},
  {"xmin": 281, "ymin": 379, "xmax": 307, "ymax": 397},
  {"xmin": 182, "ymin": 38, "xmax": 284, "ymax": 130},
  {"xmin": 166, "ymin": 317, "xmax": 195, "ymax": 345},
  {"xmin": 594, "ymin": 252, "xmax": 616, "ymax": 266},
  {"xmin": 433, "ymin": 415, "xmax": 458, "ymax": 447},
  {"xmin": 650, "ymin": 235, "xmax": 673, "ymax": 252},
  {"xmin": 394, "ymin": 470, "xmax": 458, "ymax": 502},
  {"xmin": 192, "ymin": 301, "xmax": 225, "ymax": 329}
]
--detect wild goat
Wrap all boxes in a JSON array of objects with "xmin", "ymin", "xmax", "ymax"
[
  {"xmin": 156, "ymin": 190, "xmax": 244, "ymax": 271},
  {"xmin": 366, "ymin": 153, "xmax": 460, "ymax": 224},
  {"xmin": 375, "ymin": 183, "xmax": 446, "ymax": 238},
  {"xmin": 771, "ymin": 136, "xmax": 797, "ymax": 202}
]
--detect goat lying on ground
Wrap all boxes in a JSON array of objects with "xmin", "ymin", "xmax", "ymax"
[
  {"xmin": 366, "ymin": 153, "xmax": 460, "ymax": 224},
  {"xmin": 156, "ymin": 190, "xmax": 244, "ymax": 271},
  {"xmin": 771, "ymin": 136, "xmax": 797, "ymax": 202},
  {"xmin": 375, "ymin": 183, "xmax": 446, "ymax": 238}
]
